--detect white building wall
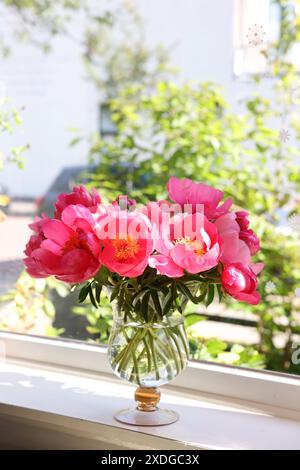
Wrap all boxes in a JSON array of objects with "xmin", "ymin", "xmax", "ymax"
[{"xmin": 0, "ymin": 0, "xmax": 266, "ymax": 197}]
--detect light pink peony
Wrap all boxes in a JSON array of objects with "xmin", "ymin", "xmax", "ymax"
[
  {"xmin": 55, "ymin": 185, "xmax": 101, "ymax": 219},
  {"xmin": 167, "ymin": 176, "xmax": 232, "ymax": 220},
  {"xmin": 97, "ymin": 211, "xmax": 154, "ymax": 278},
  {"xmin": 24, "ymin": 205, "xmax": 101, "ymax": 283},
  {"xmin": 149, "ymin": 212, "xmax": 222, "ymax": 277},
  {"xmin": 215, "ymin": 213, "xmax": 251, "ymax": 265},
  {"xmin": 221, "ymin": 263, "xmax": 263, "ymax": 305}
]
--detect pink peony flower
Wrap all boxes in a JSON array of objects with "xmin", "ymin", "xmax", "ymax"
[
  {"xmin": 234, "ymin": 210, "xmax": 260, "ymax": 255},
  {"xmin": 149, "ymin": 254, "xmax": 185, "ymax": 278},
  {"xmin": 215, "ymin": 213, "xmax": 251, "ymax": 265},
  {"xmin": 24, "ymin": 214, "xmax": 51, "ymax": 273},
  {"xmin": 167, "ymin": 176, "xmax": 232, "ymax": 220},
  {"xmin": 221, "ymin": 263, "xmax": 262, "ymax": 305},
  {"xmin": 235, "ymin": 211, "xmax": 250, "ymax": 231},
  {"xmin": 239, "ymin": 229, "xmax": 260, "ymax": 255},
  {"xmin": 24, "ymin": 205, "xmax": 101, "ymax": 283},
  {"xmin": 112, "ymin": 195, "xmax": 136, "ymax": 209},
  {"xmin": 141, "ymin": 200, "xmax": 182, "ymax": 239},
  {"xmin": 149, "ymin": 212, "xmax": 222, "ymax": 277},
  {"xmin": 55, "ymin": 185, "xmax": 101, "ymax": 219},
  {"xmin": 97, "ymin": 211, "xmax": 154, "ymax": 278}
]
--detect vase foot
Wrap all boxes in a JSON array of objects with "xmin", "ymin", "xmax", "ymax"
[{"xmin": 114, "ymin": 407, "xmax": 179, "ymax": 426}]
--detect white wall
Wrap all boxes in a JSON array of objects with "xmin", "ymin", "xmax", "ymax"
[
  {"xmin": 137, "ymin": 0, "xmax": 235, "ymax": 90},
  {"xmin": 0, "ymin": 0, "xmax": 266, "ymax": 197}
]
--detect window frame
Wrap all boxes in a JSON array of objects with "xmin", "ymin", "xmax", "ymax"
[{"xmin": 1, "ymin": 330, "xmax": 300, "ymax": 414}]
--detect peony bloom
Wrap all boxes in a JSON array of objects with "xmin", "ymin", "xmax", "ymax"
[
  {"xmin": 112, "ymin": 195, "xmax": 136, "ymax": 209},
  {"xmin": 221, "ymin": 263, "xmax": 263, "ymax": 305},
  {"xmin": 235, "ymin": 210, "xmax": 250, "ymax": 231},
  {"xmin": 149, "ymin": 212, "xmax": 222, "ymax": 277},
  {"xmin": 167, "ymin": 176, "xmax": 232, "ymax": 220},
  {"xmin": 24, "ymin": 205, "xmax": 101, "ymax": 283},
  {"xmin": 24, "ymin": 214, "xmax": 51, "ymax": 277},
  {"xmin": 234, "ymin": 210, "xmax": 260, "ymax": 255},
  {"xmin": 215, "ymin": 213, "xmax": 251, "ymax": 265},
  {"xmin": 97, "ymin": 211, "xmax": 154, "ymax": 278},
  {"xmin": 239, "ymin": 229, "xmax": 260, "ymax": 255},
  {"xmin": 54, "ymin": 185, "xmax": 101, "ymax": 219}
]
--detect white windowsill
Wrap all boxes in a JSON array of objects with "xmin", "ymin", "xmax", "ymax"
[
  {"xmin": 1, "ymin": 359, "xmax": 300, "ymax": 450},
  {"xmin": 2, "ymin": 331, "xmax": 300, "ymax": 413}
]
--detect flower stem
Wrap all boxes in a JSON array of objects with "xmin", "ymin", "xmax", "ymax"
[
  {"xmin": 149, "ymin": 332, "xmax": 159, "ymax": 381},
  {"xmin": 166, "ymin": 328, "xmax": 185, "ymax": 370}
]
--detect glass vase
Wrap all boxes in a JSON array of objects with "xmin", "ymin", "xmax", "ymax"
[{"xmin": 108, "ymin": 304, "xmax": 189, "ymax": 426}]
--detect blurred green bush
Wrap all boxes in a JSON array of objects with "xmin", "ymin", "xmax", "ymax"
[{"xmin": 83, "ymin": 78, "xmax": 300, "ymax": 374}]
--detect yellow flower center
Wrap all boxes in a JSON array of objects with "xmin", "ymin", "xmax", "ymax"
[
  {"xmin": 174, "ymin": 236, "xmax": 205, "ymax": 256},
  {"xmin": 112, "ymin": 236, "xmax": 139, "ymax": 261}
]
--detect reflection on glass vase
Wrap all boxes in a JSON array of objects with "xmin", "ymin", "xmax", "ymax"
[{"xmin": 108, "ymin": 305, "xmax": 189, "ymax": 426}]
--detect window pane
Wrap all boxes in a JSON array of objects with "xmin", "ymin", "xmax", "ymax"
[{"xmin": 0, "ymin": 0, "xmax": 300, "ymax": 378}]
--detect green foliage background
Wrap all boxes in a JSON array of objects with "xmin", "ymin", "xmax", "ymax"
[
  {"xmin": 1, "ymin": 0, "xmax": 300, "ymax": 374},
  {"xmin": 82, "ymin": 0, "xmax": 300, "ymax": 374}
]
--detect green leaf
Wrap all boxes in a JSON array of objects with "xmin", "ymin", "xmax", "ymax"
[
  {"xmin": 110, "ymin": 284, "xmax": 121, "ymax": 302},
  {"xmin": 162, "ymin": 291, "xmax": 173, "ymax": 316},
  {"xmin": 69, "ymin": 136, "xmax": 83, "ymax": 147},
  {"xmin": 132, "ymin": 288, "xmax": 149, "ymax": 305},
  {"xmin": 141, "ymin": 291, "xmax": 151, "ymax": 322},
  {"xmin": 206, "ymin": 339, "xmax": 227, "ymax": 356},
  {"xmin": 43, "ymin": 299, "xmax": 55, "ymax": 317},
  {"xmin": 206, "ymin": 284, "xmax": 215, "ymax": 307},
  {"xmin": 78, "ymin": 283, "xmax": 90, "ymax": 303},
  {"xmin": 95, "ymin": 282, "xmax": 102, "ymax": 304},
  {"xmin": 150, "ymin": 290, "xmax": 163, "ymax": 318},
  {"xmin": 177, "ymin": 283, "xmax": 197, "ymax": 302},
  {"xmin": 89, "ymin": 287, "xmax": 98, "ymax": 308},
  {"xmin": 95, "ymin": 265, "xmax": 109, "ymax": 284},
  {"xmin": 184, "ymin": 314, "xmax": 206, "ymax": 328},
  {"xmin": 87, "ymin": 326, "xmax": 101, "ymax": 334},
  {"xmin": 216, "ymin": 284, "xmax": 223, "ymax": 303}
]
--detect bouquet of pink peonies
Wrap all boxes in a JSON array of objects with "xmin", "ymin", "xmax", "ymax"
[
  {"xmin": 24, "ymin": 176, "xmax": 263, "ymax": 424},
  {"xmin": 24, "ymin": 176, "xmax": 263, "ymax": 308}
]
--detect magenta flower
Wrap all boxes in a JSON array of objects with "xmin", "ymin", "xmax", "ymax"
[
  {"xmin": 234, "ymin": 211, "xmax": 260, "ymax": 255},
  {"xmin": 167, "ymin": 176, "xmax": 232, "ymax": 220},
  {"xmin": 215, "ymin": 213, "xmax": 251, "ymax": 265},
  {"xmin": 24, "ymin": 205, "xmax": 101, "ymax": 283},
  {"xmin": 55, "ymin": 185, "xmax": 101, "ymax": 219},
  {"xmin": 239, "ymin": 229, "xmax": 260, "ymax": 255},
  {"xmin": 97, "ymin": 211, "xmax": 154, "ymax": 278},
  {"xmin": 23, "ymin": 177, "xmax": 263, "ymax": 309},
  {"xmin": 112, "ymin": 195, "xmax": 136, "ymax": 209},
  {"xmin": 149, "ymin": 213, "xmax": 221, "ymax": 277},
  {"xmin": 221, "ymin": 263, "xmax": 263, "ymax": 305},
  {"xmin": 235, "ymin": 210, "xmax": 250, "ymax": 231}
]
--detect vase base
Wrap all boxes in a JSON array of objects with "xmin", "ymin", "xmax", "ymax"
[{"xmin": 114, "ymin": 407, "xmax": 179, "ymax": 426}]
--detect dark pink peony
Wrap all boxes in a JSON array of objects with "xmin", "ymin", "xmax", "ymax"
[
  {"xmin": 235, "ymin": 211, "xmax": 250, "ymax": 231},
  {"xmin": 221, "ymin": 263, "xmax": 263, "ymax": 305},
  {"xmin": 112, "ymin": 195, "xmax": 136, "ymax": 209},
  {"xmin": 239, "ymin": 229, "xmax": 260, "ymax": 255},
  {"xmin": 54, "ymin": 185, "xmax": 101, "ymax": 219},
  {"xmin": 24, "ymin": 205, "xmax": 101, "ymax": 283},
  {"xmin": 167, "ymin": 176, "xmax": 232, "ymax": 220}
]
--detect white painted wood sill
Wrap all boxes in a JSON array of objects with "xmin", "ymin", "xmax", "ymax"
[{"xmin": 1, "ymin": 360, "xmax": 300, "ymax": 450}]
